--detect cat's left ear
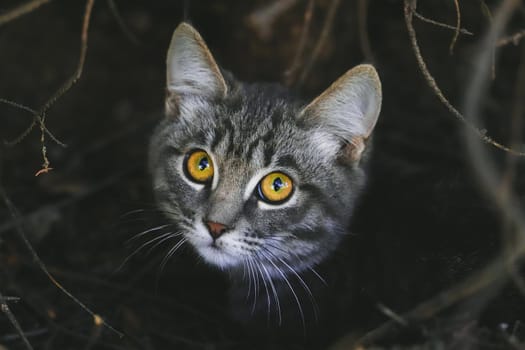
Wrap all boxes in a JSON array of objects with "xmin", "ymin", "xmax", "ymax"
[
  {"xmin": 300, "ymin": 64, "xmax": 382, "ymax": 163},
  {"xmin": 166, "ymin": 22, "xmax": 227, "ymax": 116}
]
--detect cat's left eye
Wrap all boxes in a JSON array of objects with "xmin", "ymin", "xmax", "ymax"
[
  {"xmin": 257, "ymin": 172, "xmax": 293, "ymax": 204},
  {"xmin": 184, "ymin": 149, "xmax": 214, "ymax": 183}
]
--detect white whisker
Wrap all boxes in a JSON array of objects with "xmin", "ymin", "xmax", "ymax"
[
  {"xmin": 256, "ymin": 259, "xmax": 280, "ymax": 325},
  {"xmin": 258, "ymin": 249, "xmax": 305, "ymax": 330},
  {"xmin": 264, "ymin": 247, "xmax": 319, "ymax": 322},
  {"xmin": 118, "ymin": 231, "xmax": 180, "ymax": 271},
  {"xmin": 127, "ymin": 224, "xmax": 172, "ymax": 243},
  {"xmin": 159, "ymin": 237, "xmax": 188, "ymax": 273}
]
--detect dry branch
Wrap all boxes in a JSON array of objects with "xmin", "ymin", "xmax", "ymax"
[
  {"xmin": 404, "ymin": 0, "xmax": 525, "ymax": 156},
  {"xmin": 296, "ymin": 0, "xmax": 341, "ymax": 87},
  {"xmin": 357, "ymin": 0, "xmax": 375, "ymax": 62},
  {"xmin": 449, "ymin": 0, "xmax": 461, "ymax": 54},
  {"xmin": 284, "ymin": 0, "xmax": 315, "ymax": 86},
  {"xmin": 413, "ymin": 11, "xmax": 473, "ymax": 35},
  {"xmin": 0, "ymin": 293, "xmax": 34, "ymax": 350},
  {"xmin": 246, "ymin": 0, "xmax": 299, "ymax": 40},
  {"xmin": 0, "ymin": 185, "xmax": 125, "ymax": 340},
  {"xmin": 1, "ymin": 0, "xmax": 96, "ymax": 175},
  {"xmin": 107, "ymin": 0, "xmax": 140, "ymax": 45},
  {"xmin": 0, "ymin": 0, "xmax": 52, "ymax": 26},
  {"xmin": 498, "ymin": 29, "xmax": 525, "ymax": 47},
  {"xmin": 462, "ymin": 0, "xmax": 525, "ymax": 279},
  {"xmin": 332, "ymin": 2, "xmax": 525, "ymax": 348}
]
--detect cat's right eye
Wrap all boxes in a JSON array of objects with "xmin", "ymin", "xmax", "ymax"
[
  {"xmin": 184, "ymin": 149, "xmax": 214, "ymax": 183},
  {"xmin": 257, "ymin": 172, "xmax": 293, "ymax": 204}
]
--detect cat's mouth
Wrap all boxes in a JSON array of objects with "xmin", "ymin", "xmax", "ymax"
[{"xmin": 186, "ymin": 218, "xmax": 242, "ymax": 269}]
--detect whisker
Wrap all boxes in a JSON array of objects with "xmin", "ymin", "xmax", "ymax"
[
  {"xmin": 255, "ymin": 259, "xmax": 278, "ymax": 325},
  {"xmin": 264, "ymin": 239, "xmax": 327, "ymax": 286},
  {"xmin": 258, "ymin": 249, "xmax": 305, "ymax": 330},
  {"xmin": 117, "ymin": 231, "xmax": 180, "ymax": 271},
  {"xmin": 264, "ymin": 247, "xmax": 319, "ymax": 322},
  {"xmin": 308, "ymin": 267, "xmax": 327, "ymax": 286},
  {"xmin": 159, "ymin": 237, "xmax": 188, "ymax": 273},
  {"xmin": 126, "ymin": 224, "xmax": 173, "ymax": 243},
  {"xmin": 119, "ymin": 208, "xmax": 148, "ymax": 219},
  {"xmin": 246, "ymin": 257, "xmax": 259, "ymax": 315},
  {"xmin": 243, "ymin": 257, "xmax": 252, "ymax": 302},
  {"xmin": 145, "ymin": 232, "xmax": 184, "ymax": 255}
]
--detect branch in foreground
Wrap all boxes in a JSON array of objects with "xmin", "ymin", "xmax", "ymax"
[
  {"xmin": 0, "ymin": 293, "xmax": 34, "ymax": 350},
  {"xmin": 404, "ymin": 0, "xmax": 525, "ymax": 156},
  {"xmin": 1, "ymin": 0, "xmax": 95, "ymax": 175},
  {"xmin": 0, "ymin": 185, "xmax": 124, "ymax": 340},
  {"xmin": 0, "ymin": 0, "xmax": 52, "ymax": 26}
]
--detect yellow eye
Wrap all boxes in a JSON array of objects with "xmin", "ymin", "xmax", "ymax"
[
  {"xmin": 257, "ymin": 172, "xmax": 293, "ymax": 204},
  {"xmin": 184, "ymin": 150, "xmax": 214, "ymax": 183}
]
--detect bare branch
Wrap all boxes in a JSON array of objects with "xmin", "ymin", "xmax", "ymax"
[
  {"xmin": 107, "ymin": 0, "xmax": 140, "ymax": 45},
  {"xmin": 0, "ymin": 185, "xmax": 125, "ymax": 339},
  {"xmin": 331, "ymin": 3, "xmax": 525, "ymax": 348},
  {"xmin": 498, "ymin": 29, "xmax": 525, "ymax": 47},
  {"xmin": 449, "ymin": 0, "xmax": 461, "ymax": 54},
  {"xmin": 284, "ymin": 0, "xmax": 315, "ymax": 86},
  {"xmin": 1, "ymin": 0, "xmax": 95, "ymax": 175},
  {"xmin": 0, "ymin": 293, "xmax": 34, "ymax": 350},
  {"xmin": 357, "ymin": 0, "xmax": 375, "ymax": 62},
  {"xmin": 39, "ymin": 0, "xmax": 94, "ymax": 115},
  {"xmin": 246, "ymin": 0, "xmax": 299, "ymax": 41},
  {"xmin": 413, "ymin": 11, "xmax": 473, "ymax": 35},
  {"xmin": 0, "ymin": 0, "xmax": 52, "ymax": 27},
  {"xmin": 0, "ymin": 99, "xmax": 65, "ymax": 148},
  {"xmin": 296, "ymin": 0, "xmax": 341, "ymax": 87},
  {"xmin": 404, "ymin": 0, "xmax": 525, "ymax": 156}
]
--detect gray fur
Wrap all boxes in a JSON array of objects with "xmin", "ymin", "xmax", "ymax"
[{"xmin": 149, "ymin": 23, "xmax": 381, "ymax": 319}]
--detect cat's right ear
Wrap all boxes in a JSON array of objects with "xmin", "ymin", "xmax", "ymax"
[
  {"xmin": 299, "ymin": 64, "xmax": 382, "ymax": 164},
  {"xmin": 166, "ymin": 22, "xmax": 227, "ymax": 117}
]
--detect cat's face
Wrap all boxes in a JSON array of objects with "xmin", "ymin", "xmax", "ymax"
[{"xmin": 149, "ymin": 23, "xmax": 381, "ymax": 277}]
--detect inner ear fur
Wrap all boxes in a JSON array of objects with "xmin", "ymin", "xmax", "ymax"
[
  {"xmin": 300, "ymin": 64, "xmax": 382, "ymax": 163},
  {"xmin": 165, "ymin": 22, "xmax": 227, "ymax": 117}
]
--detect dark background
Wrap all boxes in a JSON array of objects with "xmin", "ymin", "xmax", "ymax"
[{"xmin": 1, "ymin": 0, "xmax": 524, "ymax": 349}]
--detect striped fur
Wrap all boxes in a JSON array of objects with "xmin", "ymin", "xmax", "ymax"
[{"xmin": 149, "ymin": 23, "xmax": 381, "ymax": 322}]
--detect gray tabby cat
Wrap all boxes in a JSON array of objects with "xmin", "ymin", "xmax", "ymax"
[{"xmin": 149, "ymin": 22, "xmax": 381, "ymax": 326}]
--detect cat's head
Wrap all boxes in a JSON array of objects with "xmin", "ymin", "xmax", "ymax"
[{"xmin": 149, "ymin": 23, "xmax": 381, "ymax": 277}]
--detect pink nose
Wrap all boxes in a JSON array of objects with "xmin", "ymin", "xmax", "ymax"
[{"xmin": 205, "ymin": 221, "xmax": 228, "ymax": 239}]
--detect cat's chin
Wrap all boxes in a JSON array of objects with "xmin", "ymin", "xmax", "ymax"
[{"xmin": 194, "ymin": 244, "xmax": 240, "ymax": 269}]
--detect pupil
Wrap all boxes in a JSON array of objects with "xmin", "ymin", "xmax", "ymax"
[
  {"xmin": 272, "ymin": 177, "xmax": 283, "ymax": 192},
  {"xmin": 198, "ymin": 157, "xmax": 209, "ymax": 171}
]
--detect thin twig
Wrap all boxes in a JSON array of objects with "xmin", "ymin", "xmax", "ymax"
[
  {"xmin": 0, "ymin": 99, "xmax": 65, "ymax": 147},
  {"xmin": 346, "ymin": 3, "xmax": 525, "ymax": 347},
  {"xmin": 284, "ymin": 0, "xmax": 315, "ymax": 86},
  {"xmin": 479, "ymin": 0, "xmax": 497, "ymax": 79},
  {"xmin": 0, "ymin": 293, "xmax": 34, "ymax": 350},
  {"xmin": 497, "ymin": 29, "xmax": 525, "ymax": 47},
  {"xmin": 356, "ymin": 259, "xmax": 509, "ymax": 347},
  {"xmin": 505, "ymin": 42, "xmax": 525, "ymax": 295},
  {"xmin": 377, "ymin": 303, "xmax": 408, "ymax": 327},
  {"xmin": 357, "ymin": 0, "xmax": 375, "ymax": 62},
  {"xmin": 107, "ymin": 0, "xmax": 140, "ymax": 45},
  {"xmin": 449, "ymin": 0, "xmax": 461, "ymax": 54},
  {"xmin": 39, "ymin": 0, "xmax": 94, "ymax": 115},
  {"xmin": 0, "ymin": 0, "xmax": 52, "ymax": 26},
  {"xmin": 462, "ymin": 0, "xmax": 525, "ymax": 291},
  {"xmin": 0, "ymin": 185, "xmax": 124, "ymax": 338},
  {"xmin": 297, "ymin": 0, "xmax": 341, "ymax": 87},
  {"xmin": 404, "ymin": 0, "xmax": 525, "ymax": 156},
  {"xmin": 1, "ymin": 0, "xmax": 95, "ymax": 175},
  {"xmin": 246, "ymin": 0, "xmax": 299, "ymax": 40},
  {"xmin": 413, "ymin": 11, "xmax": 473, "ymax": 35}
]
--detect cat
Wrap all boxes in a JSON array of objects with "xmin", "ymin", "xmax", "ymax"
[{"xmin": 148, "ymin": 22, "xmax": 381, "ymax": 335}]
